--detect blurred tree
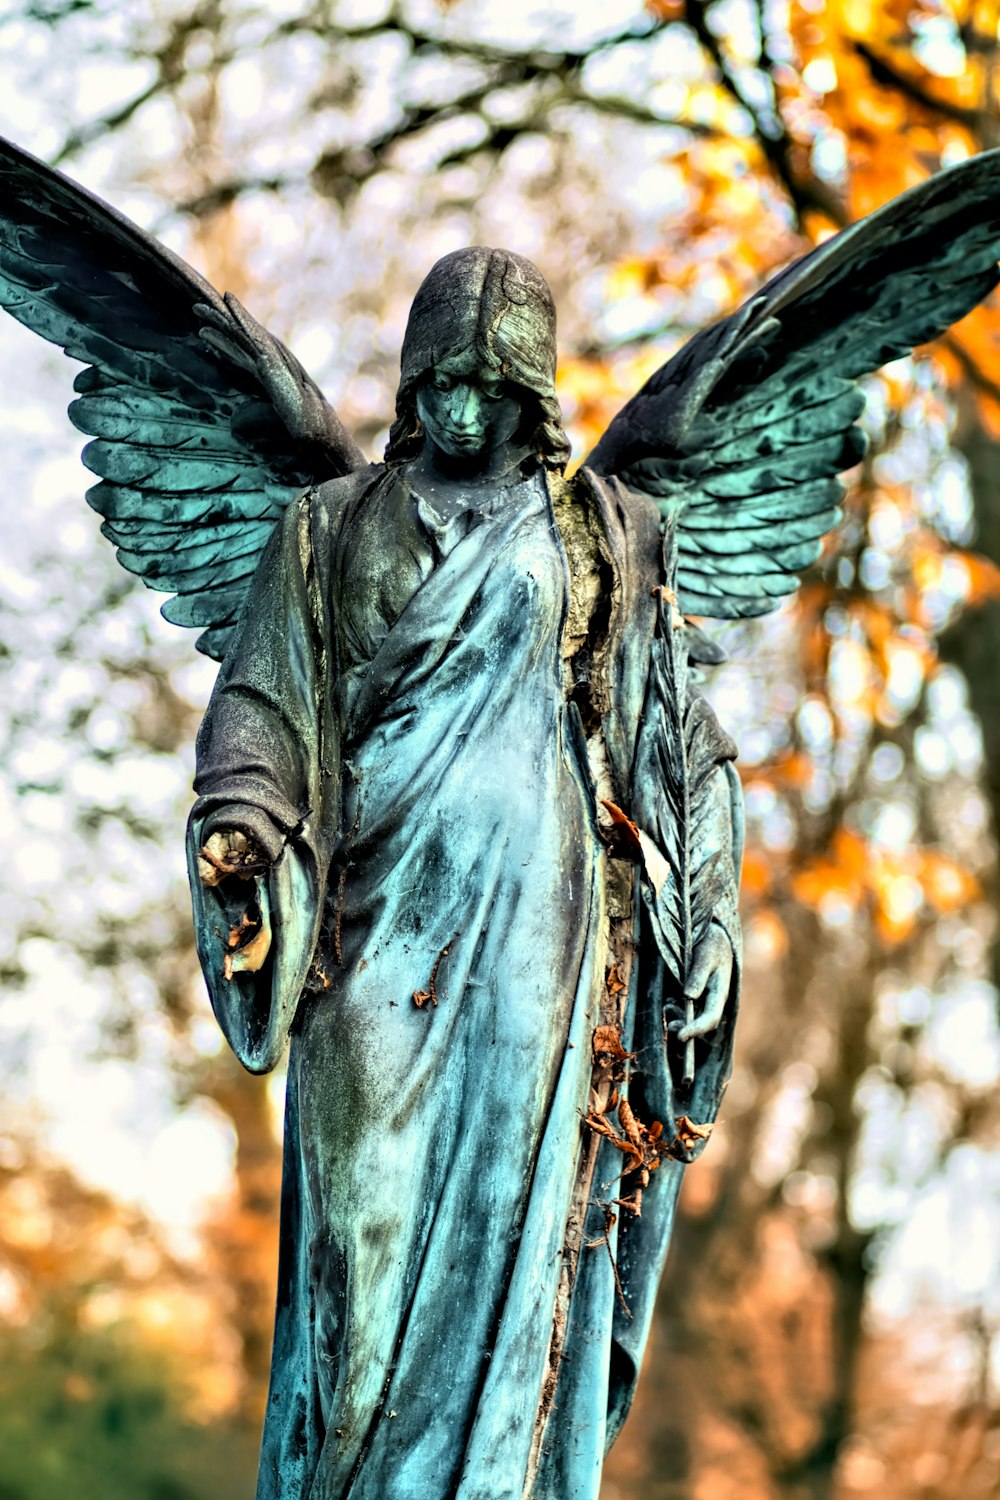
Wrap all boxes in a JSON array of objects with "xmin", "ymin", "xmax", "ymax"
[
  {"xmin": 0, "ymin": 1135, "xmax": 259, "ymax": 1497},
  {"xmin": 0, "ymin": 2, "xmax": 997, "ymax": 1498},
  {"xmin": 0, "ymin": 1326, "xmax": 257, "ymax": 1500}
]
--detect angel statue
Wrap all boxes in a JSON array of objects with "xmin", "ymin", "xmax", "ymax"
[{"xmin": 2, "ymin": 132, "xmax": 999, "ymax": 1498}]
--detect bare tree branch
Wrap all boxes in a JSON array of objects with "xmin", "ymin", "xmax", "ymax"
[
  {"xmin": 47, "ymin": 3, "xmax": 711, "ymax": 213},
  {"xmin": 852, "ymin": 38, "xmax": 983, "ymax": 129},
  {"xmin": 686, "ymin": 0, "xmax": 846, "ymax": 226}
]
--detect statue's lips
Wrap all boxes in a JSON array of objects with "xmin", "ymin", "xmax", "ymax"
[{"xmin": 438, "ymin": 427, "xmax": 481, "ymax": 449}]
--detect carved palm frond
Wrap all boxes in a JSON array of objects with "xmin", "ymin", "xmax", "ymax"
[{"xmin": 633, "ymin": 520, "xmax": 738, "ymax": 1086}]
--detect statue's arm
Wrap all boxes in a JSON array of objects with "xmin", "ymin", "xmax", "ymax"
[{"xmin": 186, "ymin": 495, "xmax": 332, "ymax": 1072}]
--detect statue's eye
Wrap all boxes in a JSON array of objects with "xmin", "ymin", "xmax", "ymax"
[
  {"xmin": 431, "ymin": 373, "xmax": 454, "ymax": 392},
  {"xmin": 480, "ymin": 379, "xmax": 504, "ymax": 401}
]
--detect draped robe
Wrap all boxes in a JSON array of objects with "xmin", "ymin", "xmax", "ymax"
[{"xmin": 187, "ymin": 460, "xmax": 743, "ymax": 1500}]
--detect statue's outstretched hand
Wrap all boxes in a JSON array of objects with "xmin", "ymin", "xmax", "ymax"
[
  {"xmin": 676, "ymin": 924, "xmax": 733, "ymax": 1043},
  {"xmin": 197, "ymin": 830, "xmax": 273, "ymax": 978},
  {"xmin": 197, "ymin": 828, "xmax": 268, "ymax": 886}
]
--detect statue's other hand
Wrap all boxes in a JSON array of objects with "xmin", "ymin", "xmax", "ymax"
[
  {"xmin": 197, "ymin": 828, "xmax": 268, "ymax": 887},
  {"xmin": 679, "ymin": 924, "xmax": 733, "ymax": 1042}
]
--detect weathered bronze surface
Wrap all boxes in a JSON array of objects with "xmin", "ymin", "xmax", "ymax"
[{"xmin": 2, "ymin": 135, "xmax": 999, "ymax": 1497}]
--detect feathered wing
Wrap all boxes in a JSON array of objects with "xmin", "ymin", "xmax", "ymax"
[
  {"xmin": 0, "ymin": 135, "xmax": 365, "ymax": 659},
  {"xmin": 587, "ymin": 150, "xmax": 1000, "ymax": 619}
]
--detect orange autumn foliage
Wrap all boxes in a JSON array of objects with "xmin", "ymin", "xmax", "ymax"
[{"xmin": 792, "ymin": 828, "xmax": 979, "ymax": 943}]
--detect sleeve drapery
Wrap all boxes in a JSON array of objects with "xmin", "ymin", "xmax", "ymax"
[{"xmin": 186, "ymin": 492, "xmax": 339, "ymax": 1073}]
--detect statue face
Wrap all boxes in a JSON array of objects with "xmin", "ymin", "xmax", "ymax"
[{"xmin": 415, "ymin": 351, "xmax": 524, "ymax": 460}]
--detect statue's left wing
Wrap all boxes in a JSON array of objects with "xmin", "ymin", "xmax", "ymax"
[
  {"xmin": 0, "ymin": 136, "xmax": 366, "ymax": 659},
  {"xmin": 586, "ymin": 150, "xmax": 1000, "ymax": 619}
]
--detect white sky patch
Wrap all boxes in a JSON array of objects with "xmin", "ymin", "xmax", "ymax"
[
  {"xmin": 2, "ymin": 937, "xmax": 236, "ymax": 1248},
  {"xmin": 923, "ymin": 983, "xmax": 1000, "ymax": 1089},
  {"xmin": 873, "ymin": 1146, "xmax": 1000, "ymax": 1318},
  {"xmin": 803, "ymin": 58, "xmax": 836, "ymax": 94},
  {"xmin": 912, "ymin": 16, "xmax": 968, "ymax": 79},
  {"xmin": 142, "ymin": 1105, "xmax": 238, "ymax": 1231},
  {"xmin": 443, "ymin": 0, "xmax": 654, "ymax": 51}
]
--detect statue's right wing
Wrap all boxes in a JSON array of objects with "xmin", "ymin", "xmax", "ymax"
[
  {"xmin": 0, "ymin": 135, "xmax": 366, "ymax": 659},
  {"xmin": 585, "ymin": 149, "xmax": 1000, "ymax": 621}
]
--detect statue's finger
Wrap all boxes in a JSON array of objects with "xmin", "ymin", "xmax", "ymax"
[
  {"xmin": 224, "ymin": 289, "xmax": 268, "ymax": 341},
  {"xmin": 678, "ymin": 970, "xmax": 729, "ymax": 1041},
  {"xmin": 199, "ymin": 325, "xmax": 257, "ymax": 374},
  {"xmin": 684, "ymin": 942, "xmax": 713, "ymax": 1001}
]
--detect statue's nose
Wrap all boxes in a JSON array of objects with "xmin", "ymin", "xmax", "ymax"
[{"xmin": 448, "ymin": 384, "xmax": 484, "ymax": 432}]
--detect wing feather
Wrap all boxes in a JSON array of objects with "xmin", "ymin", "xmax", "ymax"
[
  {"xmin": 681, "ymin": 509, "xmax": 842, "ymax": 547},
  {"xmin": 100, "ymin": 517, "xmax": 275, "ymax": 552},
  {"xmin": 114, "ymin": 527, "xmax": 274, "ymax": 585},
  {"xmin": 161, "ymin": 587, "xmax": 247, "ymax": 629},
  {"xmin": 85, "ymin": 481, "xmax": 287, "ymax": 525},
  {"xmin": 677, "ymin": 478, "xmax": 845, "ymax": 529}
]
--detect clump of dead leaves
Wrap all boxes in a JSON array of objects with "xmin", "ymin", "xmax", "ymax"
[{"xmin": 585, "ymin": 1017, "xmax": 716, "ymax": 1215}]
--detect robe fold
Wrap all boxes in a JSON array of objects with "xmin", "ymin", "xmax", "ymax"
[{"xmin": 188, "ymin": 461, "xmax": 742, "ymax": 1500}]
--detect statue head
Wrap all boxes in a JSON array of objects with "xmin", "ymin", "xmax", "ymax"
[{"xmin": 385, "ymin": 247, "xmax": 570, "ymax": 469}]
